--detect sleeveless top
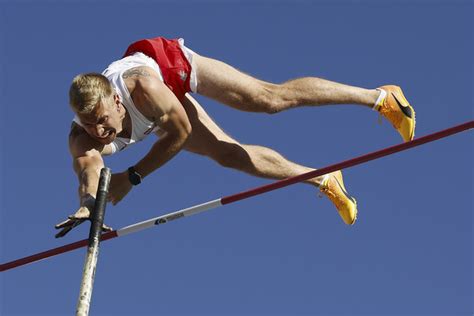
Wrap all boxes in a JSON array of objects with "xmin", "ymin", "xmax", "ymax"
[{"xmin": 74, "ymin": 52, "xmax": 162, "ymax": 154}]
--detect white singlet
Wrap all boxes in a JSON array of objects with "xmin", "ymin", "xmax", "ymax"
[{"xmin": 74, "ymin": 52, "xmax": 165, "ymax": 154}]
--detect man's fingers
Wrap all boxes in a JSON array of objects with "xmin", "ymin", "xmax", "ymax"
[
  {"xmin": 55, "ymin": 218, "xmax": 75, "ymax": 229},
  {"xmin": 55, "ymin": 219, "xmax": 111, "ymax": 238},
  {"xmin": 68, "ymin": 215, "xmax": 89, "ymax": 221},
  {"xmin": 55, "ymin": 220, "xmax": 84, "ymax": 238},
  {"xmin": 71, "ymin": 219, "xmax": 86, "ymax": 229},
  {"xmin": 102, "ymin": 223, "xmax": 113, "ymax": 232},
  {"xmin": 54, "ymin": 218, "xmax": 86, "ymax": 239},
  {"xmin": 70, "ymin": 208, "xmax": 90, "ymax": 219},
  {"xmin": 55, "ymin": 226, "xmax": 73, "ymax": 238},
  {"xmin": 55, "ymin": 207, "xmax": 91, "ymax": 229},
  {"xmin": 55, "ymin": 214, "xmax": 89, "ymax": 229}
]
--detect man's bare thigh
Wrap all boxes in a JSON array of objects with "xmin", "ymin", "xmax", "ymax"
[
  {"xmin": 193, "ymin": 54, "xmax": 275, "ymax": 112},
  {"xmin": 180, "ymin": 94, "xmax": 238, "ymax": 156}
]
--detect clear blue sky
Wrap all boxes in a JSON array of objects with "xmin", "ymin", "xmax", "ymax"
[{"xmin": 1, "ymin": 1, "xmax": 472, "ymax": 315}]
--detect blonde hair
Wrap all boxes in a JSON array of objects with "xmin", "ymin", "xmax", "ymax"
[{"xmin": 69, "ymin": 73, "xmax": 113, "ymax": 114}]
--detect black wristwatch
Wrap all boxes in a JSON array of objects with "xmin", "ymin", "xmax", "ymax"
[{"xmin": 128, "ymin": 167, "xmax": 143, "ymax": 185}]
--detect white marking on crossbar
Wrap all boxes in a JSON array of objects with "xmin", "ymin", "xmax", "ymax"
[{"xmin": 116, "ymin": 199, "xmax": 222, "ymax": 237}]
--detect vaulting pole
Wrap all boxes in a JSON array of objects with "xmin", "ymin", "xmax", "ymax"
[{"xmin": 76, "ymin": 168, "xmax": 111, "ymax": 316}]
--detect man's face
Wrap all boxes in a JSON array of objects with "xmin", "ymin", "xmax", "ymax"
[{"xmin": 77, "ymin": 95, "xmax": 124, "ymax": 144}]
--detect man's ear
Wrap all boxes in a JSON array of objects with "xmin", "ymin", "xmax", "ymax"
[{"xmin": 114, "ymin": 94, "xmax": 121, "ymax": 110}]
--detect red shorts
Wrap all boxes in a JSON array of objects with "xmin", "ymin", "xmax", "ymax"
[{"xmin": 123, "ymin": 37, "xmax": 192, "ymax": 101}]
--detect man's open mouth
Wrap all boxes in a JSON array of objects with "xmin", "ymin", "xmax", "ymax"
[{"xmin": 96, "ymin": 130, "xmax": 116, "ymax": 143}]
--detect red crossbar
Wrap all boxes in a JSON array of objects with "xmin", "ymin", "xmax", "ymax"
[{"xmin": 1, "ymin": 121, "xmax": 472, "ymax": 272}]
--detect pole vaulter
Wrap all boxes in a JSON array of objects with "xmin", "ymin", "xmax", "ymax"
[{"xmin": 1, "ymin": 120, "xmax": 472, "ymax": 273}]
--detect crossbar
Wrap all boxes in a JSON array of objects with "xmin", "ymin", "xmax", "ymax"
[{"xmin": 1, "ymin": 121, "xmax": 472, "ymax": 273}]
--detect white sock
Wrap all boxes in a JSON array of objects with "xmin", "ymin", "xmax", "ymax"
[{"xmin": 373, "ymin": 88, "xmax": 387, "ymax": 111}]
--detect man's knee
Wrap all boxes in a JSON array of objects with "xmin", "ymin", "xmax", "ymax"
[{"xmin": 253, "ymin": 84, "xmax": 291, "ymax": 114}]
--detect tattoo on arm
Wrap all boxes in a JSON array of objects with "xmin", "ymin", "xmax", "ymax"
[{"xmin": 122, "ymin": 68, "xmax": 151, "ymax": 79}]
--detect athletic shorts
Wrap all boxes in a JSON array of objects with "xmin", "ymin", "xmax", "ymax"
[{"xmin": 123, "ymin": 37, "xmax": 197, "ymax": 101}]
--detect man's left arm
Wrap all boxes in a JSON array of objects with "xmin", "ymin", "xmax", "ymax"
[{"xmin": 108, "ymin": 73, "xmax": 192, "ymax": 205}]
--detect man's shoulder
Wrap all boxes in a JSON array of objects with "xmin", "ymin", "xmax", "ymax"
[
  {"xmin": 68, "ymin": 122, "xmax": 96, "ymax": 151},
  {"xmin": 69, "ymin": 121, "xmax": 85, "ymax": 138}
]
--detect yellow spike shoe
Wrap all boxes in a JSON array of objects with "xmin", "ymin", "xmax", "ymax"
[
  {"xmin": 375, "ymin": 85, "xmax": 416, "ymax": 142},
  {"xmin": 319, "ymin": 171, "xmax": 357, "ymax": 225}
]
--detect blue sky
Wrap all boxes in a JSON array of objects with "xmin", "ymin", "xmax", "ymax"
[{"xmin": 1, "ymin": 1, "xmax": 472, "ymax": 315}]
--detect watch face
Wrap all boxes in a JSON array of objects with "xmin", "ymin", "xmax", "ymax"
[
  {"xmin": 128, "ymin": 168, "xmax": 142, "ymax": 185},
  {"xmin": 130, "ymin": 174, "xmax": 141, "ymax": 185}
]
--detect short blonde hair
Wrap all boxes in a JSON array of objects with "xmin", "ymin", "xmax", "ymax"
[{"xmin": 69, "ymin": 73, "xmax": 113, "ymax": 114}]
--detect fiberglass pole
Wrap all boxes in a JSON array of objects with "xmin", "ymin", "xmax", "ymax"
[{"xmin": 76, "ymin": 168, "xmax": 111, "ymax": 316}]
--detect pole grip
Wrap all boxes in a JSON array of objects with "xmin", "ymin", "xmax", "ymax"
[
  {"xmin": 88, "ymin": 168, "xmax": 111, "ymax": 247},
  {"xmin": 76, "ymin": 167, "xmax": 111, "ymax": 316}
]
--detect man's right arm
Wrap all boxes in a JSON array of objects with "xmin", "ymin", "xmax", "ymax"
[
  {"xmin": 68, "ymin": 122, "xmax": 108, "ymax": 208},
  {"xmin": 55, "ymin": 123, "xmax": 113, "ymax": 238}
]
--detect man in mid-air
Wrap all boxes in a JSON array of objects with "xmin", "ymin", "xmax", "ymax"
[{"xmin": 55, "ymin": 37, "xmax": 415, "ymax": 237}]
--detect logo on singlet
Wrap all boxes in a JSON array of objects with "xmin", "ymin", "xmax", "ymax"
[{"xmin": 179, "ymin": 70, "xmax": 188, "ymax": 82}]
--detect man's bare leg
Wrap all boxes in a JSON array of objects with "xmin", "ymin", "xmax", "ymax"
[
  {"xmin": 181, "ymin": 94, "xmax": 357, "ymax": 224},
  {"xmin": 181, "ymin": 95, "xmax": 322, "ymax": 186},
  {"xmin": 193, "ymin": 54, "xmax": 379, "ymax": 113},
  {"xmin": 191, "ymin": 52, "xmax": 415, "ymax": 143}
]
